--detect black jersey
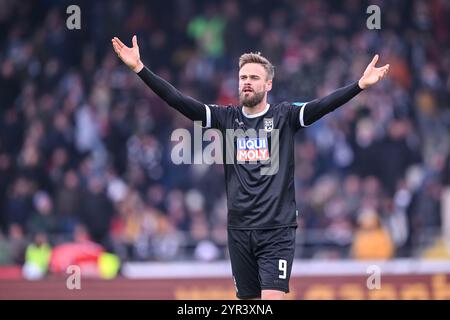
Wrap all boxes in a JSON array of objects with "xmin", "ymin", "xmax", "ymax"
[
  {"xmin": 206, "ymin": 102, "xmax": 302, "ymax": 229},
  {"xmin": 137, "ymin": 67, "xmax": 362, "ymax": 230}
]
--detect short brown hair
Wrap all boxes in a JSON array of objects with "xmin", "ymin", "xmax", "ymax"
[{"xmin": 239, "ymin": 52, "xmax": 274, "ymax": 80}]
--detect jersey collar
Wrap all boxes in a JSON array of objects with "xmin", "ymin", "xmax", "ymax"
[{"xmin": 242, "ymin": 103, "xmax": 270, "ymax": 118}]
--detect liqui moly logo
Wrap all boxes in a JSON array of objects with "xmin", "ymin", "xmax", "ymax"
[{"xmin": 237, "ymin": 137, "xmax": 269, "ymax": 162}]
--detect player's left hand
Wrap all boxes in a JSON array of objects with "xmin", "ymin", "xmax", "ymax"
[{"xmin": 358, "ymin": 54, "xmax": 389, "ymax": 89}]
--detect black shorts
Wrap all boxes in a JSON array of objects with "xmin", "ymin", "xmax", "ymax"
[{"xmin": 227, "ymin": 226, "xmax": 296, "ymax": 299}]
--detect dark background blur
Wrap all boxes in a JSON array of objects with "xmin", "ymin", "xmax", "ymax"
[{"xmin": 0, "ymin": 0, "xmax": 449, "ymax": 272}]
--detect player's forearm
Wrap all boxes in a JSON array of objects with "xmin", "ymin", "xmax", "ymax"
[
  {"xmin": 137, "ymin": 66, "xmax": 189, "ymax": 106},
  {"xmin": 137, "ymin": 66, "xmax": 206, "ymax": 123},
  {"xmin": 303, "ymin": 81, "xmax": 362, "ymax": 125}
]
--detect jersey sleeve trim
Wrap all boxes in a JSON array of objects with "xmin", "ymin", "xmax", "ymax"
[
  {"xmin": 203, "ymin": 104, "xmax": 212, "ymax": 128},
  {"xmin": 299, "ymin": 103, "xmax": 309, "ymax": 127}
]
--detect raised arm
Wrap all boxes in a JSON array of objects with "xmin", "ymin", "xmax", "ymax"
[
  {"xmin": 112, "ymin": 35, "xmax": 208, "ymax": 125},
  {"xmin": 297, "ymin": 54, "xmax": 389, "ymax": 127}
]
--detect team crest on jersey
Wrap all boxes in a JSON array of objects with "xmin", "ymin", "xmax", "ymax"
[
  {"xmin": 264, "ymin": 118, "xmax": 273, "ymax": 132},
  {"xmin": 237, "ymin": 137, "xmax": 269, "ymax": 162}
]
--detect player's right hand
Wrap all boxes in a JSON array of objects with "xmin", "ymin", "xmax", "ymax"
[{"xmin": 112, "ymin": 35, "xmax": 144, "ymax": 73}]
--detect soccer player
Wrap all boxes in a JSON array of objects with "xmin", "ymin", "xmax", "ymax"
[{"xmin": 112, "ymin": 35, "xmax": 389, "ymax": 300}]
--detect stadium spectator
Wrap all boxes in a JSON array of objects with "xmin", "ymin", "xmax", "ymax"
[
  {"xmin": 22, "ymin": 232, "xmax": 52, "ymax": 280},
  {"xmin": 351, "ymin": 208, "xmax": 395, "ymax": 260}
]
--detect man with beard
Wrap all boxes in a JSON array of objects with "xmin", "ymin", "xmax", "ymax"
[{"xmin": 112, "ymin": 35, "xmax": 389, "ymax": 300}]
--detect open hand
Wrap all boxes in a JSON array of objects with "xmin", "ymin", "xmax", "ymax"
[
  {"xmin": 358, "ymin": 54, "xmax": 389, "ymax": 89},
  {"xmin": 112, "ymin": 35, "xmax": 144, "ymax": 73}
]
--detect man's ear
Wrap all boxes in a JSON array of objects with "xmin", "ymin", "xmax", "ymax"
[{"xmin": 266, "ymin": 79, "xmax": 273, "ymax": 92}]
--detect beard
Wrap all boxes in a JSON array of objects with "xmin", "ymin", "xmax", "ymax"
[{"xmin": 239, "ymin": 90, "xmax": 265, "ymax": 108}]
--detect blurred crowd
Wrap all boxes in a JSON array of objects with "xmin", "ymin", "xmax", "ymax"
[{"xmin": 1, "ymin": 0, "xmax": 450, "ymax": 275}]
